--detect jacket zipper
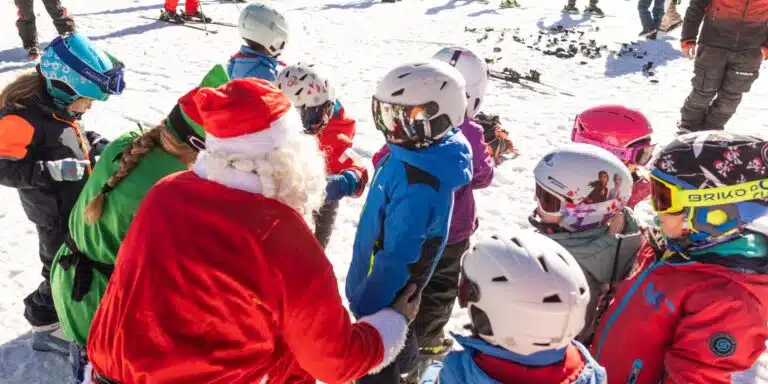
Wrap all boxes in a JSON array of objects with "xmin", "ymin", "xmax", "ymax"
[{"xmin": 53, "ymin": 115, "xmax": 93, "ymax": 175}]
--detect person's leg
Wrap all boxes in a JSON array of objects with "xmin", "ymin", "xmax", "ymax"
[
  {"xmin": 679, "ymin": 45, "xmax": 729, "ymax": 132},
  {"xmin": 652, "ymin": 0, "xmax": 666, "ymax": 31},
  {"xmin": 185, "ymin": 0, "xmax": 200, "ymax": 15},
  {"xmin": 357, "ymin": 329, "xmax": 419, "ymax": 384},
  {"xmin": 41, "ymin": 0, "xmax": 75, "ymax": 35},
  {"xmin": 23, "ymin": 224, "xmax": 65, "ymax": 327},
  {"xmin": 703, "ymin": 48, "xmax": 763, "ymax": 130},
  {"xmin": 313, "ymin": 200, "xmax": 340, "ymax": 249},
  {"xmin": 660, "ymin": 0, "xmax": 682, "ymax": 30},
  {"xmin": 165, "ymin": 0, "xmax": 179, "ymax": 12},
  {"xmin": 638, "ymin": 0, "xmax": 654, "ymax": 33},
  {"xmin": 14, "ymin": 0, "xmax": 37, "ymax": 50}
]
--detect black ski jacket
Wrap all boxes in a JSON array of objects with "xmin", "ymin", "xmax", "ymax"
[
  {"xmin": 0, "ymin": 92, "xmax": 97, "ymax": 228},
  {"xmin": 682, "ymin": 0, "xmax": 768, "ymax": 51}
]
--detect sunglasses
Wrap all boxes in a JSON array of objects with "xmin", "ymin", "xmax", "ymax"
[
  {"xmin": 650, "ymin": 169, "xmax": 768, "ymax": 214},
  {"xmin": 572, "ymin": 131, "xmax": 655, "ymax": 165},
  {"xmin": 299, "ymin": 101, "xmax": 334, "ymax": 134},
  {"xmin": 535, "ymin": 183, "xmax": 572, "ymax": 215},
  {"xmin": 371, "ymin": 97, "xmax": 450, "ymax": 145},
  {"xmin": 50, "ymin": 36, "xmax": 126, "ymax": 96}
]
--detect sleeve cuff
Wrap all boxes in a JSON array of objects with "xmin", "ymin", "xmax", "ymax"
[{"xmin": 358, "ymin": 308, "xmax": 408, "ymax": 374}]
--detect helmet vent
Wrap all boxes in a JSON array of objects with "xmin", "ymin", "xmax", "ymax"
[
  {"xmin": 440, "ymin": 81, "xmax": 448, "ymax": 90},
  {"xmin": 537, "ymin": 256, "xmax": 549, "ymax": 272},
  {"xmin": 473, "ymin": 98, "xmax": 481, "ymax": 111},
  {"xmin": 283, "ymin": 71, "xmax": 290, "ymax": 78},
  {"xmin": 580, "ymin": 287, "xmax": 587, "ymax": 295},
  {"xmin": 491, "ymin": 235, "xmax": 499, "ymax": 240},
  {"xmin": 294, "ymin": 88, "xmax": 303, "ymax": 97},
  {"xmin": 510, "ymin": 237, "xmax": 522, "ymax": 248},
  {"xmin": 542, "ymin": 294, "xmax": 562, "ymax": 303},
  {"xmin": 397, "ymin": 72, "xmax": 411, "ymax": 79},
  {"xmin": 533, "ymin": 342, "xmax": 552, "ymax": 347},
  {"xmin": 299, "ymin": 74, "xmax": 308, "ymax": 81},
  {"xmin": 491, "ymin": 276, "xmax": 508, "ymax": 282},
  {"xmin": 391, "ymin": 88, "xmax": 405, "ymax": 97},
  {"xmin": 413, "ymin": 63, "xmax": 427, "ymax": 67},
  {"xmin": 556, "ymin": 253, "xmax": 569, "ymax": 265}
]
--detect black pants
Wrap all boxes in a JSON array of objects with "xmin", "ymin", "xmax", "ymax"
[
  {"xmin": 412, "ymin": 239, "xmax": 469, "ymax": 348},
  {"xmin": 23, "ymin": 223, "xmax": 65, "ymax": 326},
  {"xmin": 313, "ymin": 200, "xmax": 339, "ymax": 249},
  {"xmin": 15, "ymin": 0, "xmax": 76, "ymax": 49},
  {"xmin": 680, "ymin": 45, "xmax": 763, "ymax": 131},
  {"xmin": 357, "ymin": 328, "xmax": 419, "ymax": 384}
]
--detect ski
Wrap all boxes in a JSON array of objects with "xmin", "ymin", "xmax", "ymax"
[
  {"xmin": 139, "ymin": 16, "xmax": 219, "ymax": 34},
  {"xmin": 185, "ymin": 20, "xmax": 237, "ymax": 28},
  {"xmin": 488, "ymin": 68, "xmax": 575, "ymax": 97}
]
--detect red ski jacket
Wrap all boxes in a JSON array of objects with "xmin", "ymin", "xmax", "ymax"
[
  {"xmin": 87, "ymin": 171, "xmax": 401, "ymax": 384},
  {"xmin": 317, "ymin": 107, "xmax": 368, "ymax": 196},
  {"xmin": 591, "ymin": 258, "xmax": 768, "ymax": 384}
]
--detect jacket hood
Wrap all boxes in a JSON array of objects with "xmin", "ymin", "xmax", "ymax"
[
  {"xmin": 545, "ymin": 207, "xmax": 644, "ymax": 284},
  {"xmin": 387, "ymin": 129, "xmax": 472, "ymax": 189}
]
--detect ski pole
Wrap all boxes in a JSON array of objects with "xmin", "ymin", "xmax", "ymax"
[{"xmin": 198, "ymin": 0, "xmax": 210, "ymax": 35}]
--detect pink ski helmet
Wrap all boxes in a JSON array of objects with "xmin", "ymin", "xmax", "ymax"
[{"xmin": 571, "ymin": 105, "xmax": 655, "ymax": 165}]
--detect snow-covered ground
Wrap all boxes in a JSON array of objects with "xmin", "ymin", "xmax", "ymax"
[{"xmin": 0, "ymin": 0, "xmax": 766, "ymax": 382}]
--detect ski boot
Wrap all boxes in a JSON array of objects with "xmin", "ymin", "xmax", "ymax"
[
  {"xmin": 31, "ymin": 323, "xmax": 70, "ymax": 356},
  {"xmin": 160, "ymin": 9, "xmax": 185, "ymax": 24},
  {"xmin": 561, "ymin": 2, "xmax": 579, "ymax": 14},
  {"xmin": 500, "ymin": 0, "xmax": 520, "ymax": 8},
  {"xmin": 26, "ymin": 45, "xmax": 40, "ymax": 61},
  {"xmin": 183, "ymin": 10, "xmax": 212, "ymax": 23},
  {"xmin": 583, "ymin": 4, "xmax": 605, "ymax": 17}
]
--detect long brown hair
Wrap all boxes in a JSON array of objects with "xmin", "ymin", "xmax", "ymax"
[
  {"xmin": 0, "ymin": 71, "xmax": 44, "ymax": 109},
  {"xmin": 83, "ymin": 122, "xmax": 198, "ymax": 224}
]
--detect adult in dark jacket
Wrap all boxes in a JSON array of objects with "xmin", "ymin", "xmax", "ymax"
[
  {"xmin": 0, "ymin": 33, "xmax": 123, "ymax": 355},
  {"xmin": 679, "ymin": 0, "xmax": 768, "ymax": 132},
  {"xmin": 14, "ymin": 0, "xmax": 75, "ymax": 59}
]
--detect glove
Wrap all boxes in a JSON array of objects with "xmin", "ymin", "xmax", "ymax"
[
  {"xmin": 43, "ymin": 158, "xmax": 90, "ymax": 182},
  {"xmin": 680, "ymin": 40, "xmax": 697, "ymax": 59},
  {"xmin": 325, "ymin": 171, "xmax": 360, "ymax": 203},
  {"xmin": 762, "ymin": 46, "xmax": 768, "ymax": 61},
  {"xmin": 85, "ymin": 131, "xmax": 110, "ymax": 156}
]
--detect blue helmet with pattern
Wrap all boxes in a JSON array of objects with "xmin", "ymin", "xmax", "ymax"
[{"xmin": 39, "ymin": 33, "xmax": 125, "ymax": 107}]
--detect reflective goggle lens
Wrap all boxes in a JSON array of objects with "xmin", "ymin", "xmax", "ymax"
[
  {"xmin": 371, "ymin": 97, "xmax": 441, "ymax": 143},
  {"xmin": 650, "ymin": 176, "xmax": 675, "ymax": 213},
  {"xmin": 299, "ymin": 101, "xmax": 334, "ymax": 134},
  {"xmin": 536, "ymin": 183, "xmax": 563, "ymax": 214}
]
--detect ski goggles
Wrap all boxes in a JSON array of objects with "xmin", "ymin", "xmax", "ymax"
[
  {"xmin": 371, "ymin": 97, "xmax": 449, "ymax": 145},
  {"xmin": 299, "ymin": 101, "xmax": 334, "ymax": 134},
  {"xmin": 572, "ymin": 131, "xmax": 655, "ymax": 165},
  {"xmin": 649, "ymin": 168, "xmax": 768, "ymax": 214},
  {"xmin": 535, "ymin": 182, "xmax": 573, "ymax": 215},
  {"xmin": 50, "ymin": 36, "xmax": 126, "ymax": 96}
]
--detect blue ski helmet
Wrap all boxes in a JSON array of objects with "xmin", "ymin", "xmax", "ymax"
[{"xmin": 39, "ymin": 33, "xmax": 125, "ymax": 107}]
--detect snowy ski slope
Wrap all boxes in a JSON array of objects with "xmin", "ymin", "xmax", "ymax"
[{"xmin": 0, "ymin": 0, "xmax": 766, "ymax": 382}]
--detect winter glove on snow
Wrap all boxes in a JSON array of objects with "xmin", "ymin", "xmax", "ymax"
[
  {"xmin": 43, "ymin": 158, "xmax": 89, "ymax": 182},
  {"xmin": 325, "ymin": 171, "xmax": 360, "ymax": 203},
  {"xmin": 680, "ymin": 40, "xmax": 697, "ymax": 59},
  {"xmin": 476, "ymin": 112, "xmax": 518, "ymax": 165},
  {"xmin": 85, "ymin": 131, "xmax": 110, "ymax": 156}
]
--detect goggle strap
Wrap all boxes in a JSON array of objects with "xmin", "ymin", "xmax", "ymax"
[{"xmin": 50, "ymin": 37, "xmax": 123, "ymax": 94}]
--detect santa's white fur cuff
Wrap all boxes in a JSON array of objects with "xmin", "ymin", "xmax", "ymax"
[{"xmin": 359, "ymin": 308, "xmax": 408, "ymax": 374}]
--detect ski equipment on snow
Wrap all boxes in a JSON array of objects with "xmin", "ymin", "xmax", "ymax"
[
  {"xmin": 238, "ymin": 3, "xmax": 289, "ymax": 56},
  {"xmin": 141, "ymin": 15, "xmax": 219, "ymax": 33}
]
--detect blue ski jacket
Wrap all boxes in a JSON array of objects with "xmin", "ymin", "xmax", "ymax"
[
  {"xmin": 345, "ymin": 129, "xmax": 472, "ymax": 318},
  {"xmin": 226, "ymin": 46, "xmax": 280, "ymax": 82},
  {"xmin": 423, "ymin": 335, "xmax": 607, "ymax": 384}
]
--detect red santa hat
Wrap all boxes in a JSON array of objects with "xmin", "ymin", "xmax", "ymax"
[{"xmin": 193, "ymin": 78, "xmax": 301, "ymax": 156}]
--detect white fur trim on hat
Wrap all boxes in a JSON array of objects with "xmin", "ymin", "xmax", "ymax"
[
  {"xmin": 204, "ymin": 106, "xmax": 303, "ymax": 157},
  {"xmin": 359, "ymin": 308, "xmax": 408, "ymax": 374}
]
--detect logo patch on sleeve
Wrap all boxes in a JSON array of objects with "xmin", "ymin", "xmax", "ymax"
[{"xmin": 709, "ymin": 333, "xmax": 736, "ymax": 357}]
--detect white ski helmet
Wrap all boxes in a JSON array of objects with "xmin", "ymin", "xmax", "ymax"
[
  {"xmin": 432, "ymin": 47, "xmax": 489, "ymax": 119},
  {"xmin": 276, "ymin": 63, "xmax": 335, "ymax": 108},
  {"xmin": 372, "ymin": 60, "xmax": 466, "ymax": 147},
  {"xmin": 460, "ymin": 232, "xmax": 590, "ymax": 356},
  {"xmin": 534, "ymin": 143, "xmax": 632, "ymax": 232},
  {"xmin": 237, "ymin": 2, "xmax": 289, "ymax": 56}
]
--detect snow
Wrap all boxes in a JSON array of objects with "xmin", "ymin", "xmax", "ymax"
[{"xmin": 0, "ymin": 0, "xmax": 766, "ymax": 382}]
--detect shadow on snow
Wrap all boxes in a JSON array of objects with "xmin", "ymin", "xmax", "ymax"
[
  {"xmin": 0, "ymin": 332, "xmax": 69, "ymax": 384},
  {"xmin": 604, "ymin": 35, "xmax": 683, "ymax": 77}
]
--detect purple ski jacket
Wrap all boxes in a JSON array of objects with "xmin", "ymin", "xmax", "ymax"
[{"xmin": 373, "ymin": 118, "xmax": 494, "ymax": 244}]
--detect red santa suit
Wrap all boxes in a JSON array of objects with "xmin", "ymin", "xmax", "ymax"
[{"xmin": 87, "ymin": 79, "xmax": 408, "ymax": 384}]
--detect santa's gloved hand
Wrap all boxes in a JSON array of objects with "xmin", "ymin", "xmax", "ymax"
[
  {"xmin": 325, "ymin": 171, "xmax": 360, "ymax": 203},
  {"xmin": 85, "ymin": 131, "xmax": 110, "ymax": 156},
  {"xmin": 43, "ymin": 158, "xmax": 90, "ymax": 182}
]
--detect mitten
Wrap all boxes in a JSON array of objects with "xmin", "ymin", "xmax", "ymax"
[
  {"xmin": 325, "ymin": 171, "xmax": 360, "ymax": 203},
  {"xmin": 85, "ymin": 131, "xmax": 110, "ymax": 156},
  {"xmin": 43, "ymin": 158, "xmax": 89, "ymax": 182}
]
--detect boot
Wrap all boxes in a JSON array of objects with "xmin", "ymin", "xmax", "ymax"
[
  {"xmin": 31, "ymin": 323, "xmax": 70, "ymax": 356},
  {"xmin": 183, "ymin": 10, "xmax": 212, "ymax": 23},
  {"xmin": 26, "ymin": 45, "xmax": 40, "ymax": 61},
  {"xmin": 159, "ymin": 9, "xmax": 184, "ymax": 24},
  {"xmin": 562, "ymin": 1, "xmax": 579, "ymax": 14},
  {"xmin": 583, "ymin": 4, "xmax": 605, "ymax": 17},
  {"xmin": 500, "ymin": 0, "xmax": 520, "ymax": 8}
]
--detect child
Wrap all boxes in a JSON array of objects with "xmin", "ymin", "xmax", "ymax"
[
  {"xmin": 50, "ymin": 65, "xmax": 228, "ymax": 383},
  {"xmin": 0, "ymin": 33, "xmax": 123, "ymax": 354},
  {"xmin": 420, "ymin": 232, "xmax": 606, "ymax": 384},
  {"xmin": 679, "ymin": 0, "xmax": 768, "ymax": 132},
  {"xmin": 160, "ymin": 0, "xmax": 210, "ymax": 23},
  {"xmin": 592, "ymin": 131, "xmax": 768, "ymax": 383},
  {"xmin": 530, "ymin": 143, "xmax": 655, "ymax": 345},
  {"xmin": 562, "ymin": 0, "xmax": 604, "ymax": 17},
  {"xmin": 347, "ymin": 60, "xmax": 472, "ymax": 383},
  {"xmin": 372, "ymin": 47, "xmax": 495, "ymax": 363},
  {"xmin": 87, "ymin": 79, "xmax": 418, "ymax": 384},
  {"xmin": 571, "ymin": 105, "xmax": 654, "ymax": 209},
  {"xmin": 276, "ymin": 63, "xmax": 367, "ymax": 248},
  {"xmin": 227, "ymin": 2, "xmax": 289, "ymax": 81},
  {"xmin": 14, "ymin": 0, "xmax": 75, "ymax": 59},
  {"xmin": 638, "ymin": 0, "xmax": 665, "ymax": 39}
]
